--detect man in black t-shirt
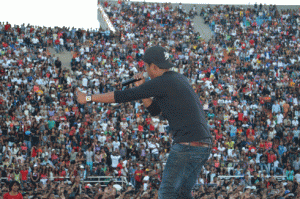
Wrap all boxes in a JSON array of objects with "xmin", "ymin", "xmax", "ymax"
[
  {"xmin": 55, "ymin": 57, "xmax": 62, "ymax": 71},
  {"xmin": 251, "ymin": 171, "xmax": 262, "ymax": 186},
  {"xmin": 77, "ymin": 46, "xmax": 212, "ymax": 199},
  {"xmin": 32, "ymin": 130, "xmax": 40, "ymax": 146},
  {"xmin": 289, "ymin": 142, "xmax": 298, "ymax": 161}
]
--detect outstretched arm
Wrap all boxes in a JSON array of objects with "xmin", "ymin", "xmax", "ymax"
[{"xmin": 76, "ymin": 89, "xmax": 115, "ymax": 105}]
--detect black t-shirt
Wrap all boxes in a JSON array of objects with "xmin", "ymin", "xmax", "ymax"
[
  {"xmin": 32, "ymin": 133, "xmax": 39, "ymax": 143},
  {"xmin": 55, "ymin": 60, "xmax": 62, "ymax": 68},
  {"xmin": 24, "ymin": 133, "xmax": 31, "ymax": 141},
  {"xmin": 291, "ymin": 146, "xmax": 298, "ymax": 153},
  {"xmin": 51, "ymin": 135, "xmax": 56, "ymax": 142},
  {"xmin": 2, "ymin": 126, "xmax": 8, "ymax": 135},
  {"xmin": 114, "ymin": 71, "xmax": 212, "ymax": 143},
  {"xmin": 251, "ymin": 176, "xmax": 261, "ymax": 185},
  {"xmin": 282, "ymin": 154, "xmax": 288, "ymax": 164},
  {"xmin": 8, "ymin": 135, "xmax": 14, "ymax": 142},
  {"xmin": 18, "ymin": 131, "xmax": 23, "ymax": 138}
]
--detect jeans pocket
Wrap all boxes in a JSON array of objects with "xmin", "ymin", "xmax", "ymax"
[{"xmin": 190, "ymin": 153, "xmax": 210, "ymax": 165}]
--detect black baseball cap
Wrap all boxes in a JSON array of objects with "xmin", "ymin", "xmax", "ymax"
[{"xmin": 142, "ymin": 46, "xmax": 174, "ymax": 69}]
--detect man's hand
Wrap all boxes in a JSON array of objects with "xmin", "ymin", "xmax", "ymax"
[
  {"xmin": 76, "ymin": 88, "xmax": 87, "ymax": 104},
  {"xmin": 134, "ymin": 72, "xmax": 146, "ymax": 87}
]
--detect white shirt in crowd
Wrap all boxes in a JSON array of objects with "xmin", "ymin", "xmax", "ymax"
[
  {"xmin": 112, "ymin": 140, "xmax": 120, "ymax": 151},
  {"xmin": 143, "ymin": 175, "xmax": 150, "ymax": 191},
  {"xmin": 111, "ymin": 155, "xmax": 121, "ymax": 168},
  {"xmin": 82, "ymin": 77, "xmax": 88, "ymax": 87}
]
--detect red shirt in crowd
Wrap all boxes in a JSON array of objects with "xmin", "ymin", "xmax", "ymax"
[
  {"xmin": 138, "ymin": 125, "xmax": 143, "ymax": 132},
  {"xmin": 126, "ymin": 55, "xmax": 133, "ymax": 61},
  {"xmin": 40, "ymin": 173, "xmax": 47, "ymax": 179},
  {"xmin": 265, "ymin": 141, "xmax": 272, "ymax": 150},
  {"xmin": 69, "ymin": 127, "xmax": 76, "ymax": 136},
  {"xmin": 134, "ymin": 169, "xmax": 144, "ymax": 182},
  {"xmin": 54, "ymin": 39, "xmax": 60, "ymax": 45},
  {"xmin": 60, "ymin": 170, "xmax": 66, "ymax": 180},
  {"xmin": 20, "ymin": 170, "xmax": 28, "ymax": 181},
  {"xmin": 60, "ymin": 97, "xmax": 66, "ymax": 106},
  {"xmin": 213, "ymin": 100, "xmax": 218, "ymax": 106},
  {"xmin": 266, "ymin": 152, "xmax": 276, "ymax": 163},
  {"xmin": 57, "ymin": 32, "xmax": 63, "ymax": 38},
  {"xmin": 212, "ymin": 146, "xmax": 218, "ymax": 153},
  {"xmin": 215, "ymin": 132, "xmax": 223, "ymax": 140},
  {"xmin": 259, "ymin": 142, "xmax": 265, "ymax": 149},
  {"xmin": 72, "ymin": 106, "xmax": 79, "ymax": 115},
  {"xmin": 31, "ymin": 148, "xmax": 37, "ymax": 158},
  {"xmin": 4, "ymin": 24, "xmax": 11, "ymax": 31},
  {"xmin": 246, "ymin": 128, "xmax": 255, "ymax": 137},
  {"xmin": 59, "ymin": 115, "xmax": 67, "ymax": 121},
  {"xmin": 73, "ymin": 146, "xmax": 79, "ymax": 152},
  {"xmin": 3, "ymin": 192, "xmax": 23, "ymax": 199},
  {"xmin": 229, "ymin": 119, "xmax": 235, "ymax": 124},
  {"xmin": 117, "ymin": 163, "xmax": 123, "ymax": 170},
  {"xmin": 145, "ymin": 118, "xmax": 152, "ymax": 125},
  {"xmin": 238, "ymin": 113, "xmax": 244, "ymax": 121},
  {"xmin": 138, "ymin": 60, "xmax": 144, "ymax": 68},
  {"xmin": 149, "ymin": 124, "xmax": 155, "ymax": 131},
  {"xmin": 79, "ymin": 127, "xmax": 85, "ymax": 135},
  {"xmin": 52, "ymin": 153, "xmax": 58, "ymax": 161},
  {"xmin": 2, "ymin": 42, "xmax": 8, "ymax": 48},
  {"xmin": 241, "ymin": 42, "xmax": 246, "ymax": 49}
]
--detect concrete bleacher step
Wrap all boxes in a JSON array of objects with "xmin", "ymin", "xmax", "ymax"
[
  {"xmin": 181, "ymin": 4, "xmax": 214, "ymax": 42},
  {"xmin": 48, "ymin": 47, "xmax": 73, "ymax": 70},
  {"xmin": 191, "ymin": 15, "xmax": 214, "ymax": 42}
]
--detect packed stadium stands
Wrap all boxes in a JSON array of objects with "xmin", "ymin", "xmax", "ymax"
[{"xmin": 1, "ymin": 0, "xmax": 300, "ymax": 198}]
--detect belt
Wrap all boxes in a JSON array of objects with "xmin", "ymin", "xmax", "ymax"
[{"xmin": 178, "ymin": 141, "xmax": 210, "ymax": 148}]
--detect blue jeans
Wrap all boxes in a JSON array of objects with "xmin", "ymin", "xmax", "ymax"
[
  {"xmin": 267, "ymin": 163, "xmax": 274, "ymax": 175},
  {"xmin": 152, "ymin": 153, "xmax": 159, "ymax": 161},
  {"xmin": 158, "ymin": 143, "xmax": 211, "ymax": 199},
  {"xmin": 24, "ymin": 140, "xmax": 31, "ymax": 150},
  {"xmin": 260, "ymin": 163, "xmax": 268, "ymax": 173},
  {"xmin": 55, "ymin": 44, "xmax": 60, "ymax": 53},
  {"xmin": 87, "ymin": 162, "xmax": 93, "ymax": 171}
]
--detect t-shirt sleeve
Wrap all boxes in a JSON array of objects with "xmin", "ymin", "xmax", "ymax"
[
  {"xmin": 146, "ymin": 99, "xmax": 161, "ymax": 116},
  {"xmin": 114, "ymin": 76, "xmax": 167, "ymax": 103}
]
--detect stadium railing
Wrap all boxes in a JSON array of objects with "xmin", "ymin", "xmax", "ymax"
[
  {"xmin": 0, "ymin": 176, "xmax": 128, "ymax": 187},
  {"xmin": 218, "ymin": 175, "xmax": 286, "ymax": 181}
]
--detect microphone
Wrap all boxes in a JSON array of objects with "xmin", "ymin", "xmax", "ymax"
[{"xmin": 122, "ymin": 73, "xmax": 149, "ymax": 87}]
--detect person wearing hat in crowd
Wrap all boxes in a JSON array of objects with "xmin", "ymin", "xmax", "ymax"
[{"xmin": 77, "ymin": 45, "xmax": 212, "ymax": 199}]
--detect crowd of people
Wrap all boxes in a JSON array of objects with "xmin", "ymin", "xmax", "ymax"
[{"xmin": 0, "ymin": 0, "xmax": 300, "ymax": 198}]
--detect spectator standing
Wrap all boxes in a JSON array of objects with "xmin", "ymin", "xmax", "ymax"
[{"xmin": 3, "ymin": 181, "xmax": 23, "ymax": 199}]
